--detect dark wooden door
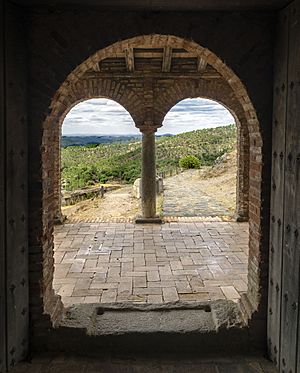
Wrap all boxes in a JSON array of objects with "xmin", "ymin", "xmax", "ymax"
[
  {"xmin": 0, "ymin": 3, "xmax": 29, "ymax": 371},
  {"xmin": 0, "ymin": 3, "xmax": 7, "ymax": 372},
  {"xmin": 268, "ymin": 1, "xmax": 300, "ymax": 372}
]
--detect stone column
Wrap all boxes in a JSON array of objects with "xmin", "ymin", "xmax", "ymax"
[{"xmin": 136, "ymin": 127, "xmax": 161, "ymax": 223}]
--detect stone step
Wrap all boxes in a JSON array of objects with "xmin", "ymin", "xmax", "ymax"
[{"xmin": 32, "ymin": 301, "xmax": 261, "ymax": 357}]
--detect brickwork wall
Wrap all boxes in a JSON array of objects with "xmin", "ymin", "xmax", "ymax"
[{"xmin": 27, "ymin": 10, "xmax": 274, "ymax": 347}]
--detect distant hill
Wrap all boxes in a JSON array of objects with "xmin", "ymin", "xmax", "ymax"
[
  {"xmin": 156, "ymin": 133, "xmax": 174, "ymax": 137},
  {"xmin": 61, "ymin": 133, "xmax": 175, "ymax": 147},
  {"xmin": 61, "ymin": 125, "xmax": 236, "ymax": 191},
  {"xmin": 61, "ymin": 135, "xmax": 142, "ymax": 147}
]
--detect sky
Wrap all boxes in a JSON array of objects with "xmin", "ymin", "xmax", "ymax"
[{"xmin": 62, "ymin": 97, "xmax": 235, "ymax": 136}]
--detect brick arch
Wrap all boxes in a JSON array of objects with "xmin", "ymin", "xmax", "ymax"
[
  {"xmin": 39, "ymin": 34, "xmax": 264, "ymax": 329},
  {"xmin": 153, "ymin": 79, "xmax": 250, "ymax": 221},
  {"xmin": 53, "ymin": 34, "xmax": 259, "ymax": 133},
  {"xmin": 54, "ymin": 78, "xmax": 145, "ymax": 127},
  {"xmin": 49, "ymin": 78, "xmax": 144, "ymax": 223},
  {"xmin": 153, "ymin": 79, "xmax": 247, "ymax": 125}
]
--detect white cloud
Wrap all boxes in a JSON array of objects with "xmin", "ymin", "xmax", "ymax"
[
  {"xmin": 62, "ymin": 97, "xmax": 235, "ymax": 136},
  {"xmin": 62, "ymin": 98, "xmax": 139, "ymax": 135},
  {"xmin": 157, "ymin": 98, "xmax": 234, "ymax": 134}
]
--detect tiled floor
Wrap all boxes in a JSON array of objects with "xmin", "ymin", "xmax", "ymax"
[{"xmin": 53, "ymin": 221, "xmax": 249, "ymax": 306}]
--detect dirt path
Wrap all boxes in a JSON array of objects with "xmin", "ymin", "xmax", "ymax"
[{"xmin": 63, "ymin": 185, "xmax": 140, "ymax": 222}]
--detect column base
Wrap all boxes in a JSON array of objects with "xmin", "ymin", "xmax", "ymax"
[
  {"xmin": 135, "ymin": 215, "xmax": 163, "ymax": 224},
  {"xmin": 54, "ymin": 213, "xmax": 67, "ymax": 225},
  {"xmin": 235, "ymin": 213, "xmax": 249, "ymax": 222}
]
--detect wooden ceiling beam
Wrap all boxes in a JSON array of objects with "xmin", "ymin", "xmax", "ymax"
[
  {"xmin": 162, "ymin": 46, "xmax": 172, "ymax": 72},
  {"xmin": 100, "ymin": 51, "xmax": 201, "ymax": 59},
  {"xmin": 84, "ymin": 71, "xmax": 221, "ymax": 79},
  {"xmin": 197, "ymin": 56, "xmax": 207, "ymax": 72},
  {"xmin": 93, "ymin": 62, "xmax": 101, "ymax": 72},
  {"xmin": 124, "ymin": 47, "xmax": 135, "ymax": 72}
]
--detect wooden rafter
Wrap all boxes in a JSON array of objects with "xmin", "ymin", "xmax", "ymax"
[
  {"xmin": 84, "ymin": 71, "xmax": 221, "ymax": 79},
  {"xmin": 197, "ymin": 56, "xmax": 207, "ymax": 72},
  {"xmin": 124, "ymin": 47, "xmax": 135, "ymax": 72},
  {"xmin": 162, "ymin": 46, "xmax": 172, "ymax": 72},
  {"xmin": 93, "ymin": 62, "xmax": 101, "ymax": 72},
  {"xmin": 113, "ymin": 51, "xmax": 199, "ymax": 58}
]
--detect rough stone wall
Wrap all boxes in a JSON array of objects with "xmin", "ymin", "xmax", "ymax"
[{"xmin": 27, "ymin": 9, "xmax": 274, "ymax": 347}]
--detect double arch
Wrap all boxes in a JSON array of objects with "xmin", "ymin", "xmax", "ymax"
[{"xmin": 39, "ymin": 34, "xmax": 263, "ymax": 326}]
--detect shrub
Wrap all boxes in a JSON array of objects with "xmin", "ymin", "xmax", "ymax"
[
  {"xmin": 61, "ymin": 125, "xmax": 236, "ymax": 191},
  {"xmin": 179, "ymin": 155, "xmax": 201, "ymax": 169}
]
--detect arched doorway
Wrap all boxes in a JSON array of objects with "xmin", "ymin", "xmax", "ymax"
[
  {"xmin": 158, "ymin": 97, "xmax": 239, "ymax": 220},
  {"xmin": 58, "ymin": 98, "xmax": 141, "ymax": 223},
  {"xmin": 36, "ymin": 34, "xmax": 263, "ymax": 329}
]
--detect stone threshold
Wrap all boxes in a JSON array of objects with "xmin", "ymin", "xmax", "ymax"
[
  {"xmin": 34, "ymin": 300, "xmax": 258, "ymax": 356},
  {"xmin": 60, "ymin": 300, "xmax": 244, "ymax": 335}
]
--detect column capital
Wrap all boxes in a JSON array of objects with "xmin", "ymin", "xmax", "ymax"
[{"xmin": 138, "ymin": 122, "xmax": 161, "ymax": 134}]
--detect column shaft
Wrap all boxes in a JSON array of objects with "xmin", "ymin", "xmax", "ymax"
[{"xmin": 141, "ymin": 131, "xmax": 157, "ymax": 218}]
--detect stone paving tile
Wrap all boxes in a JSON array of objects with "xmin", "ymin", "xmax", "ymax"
[
  {"xmin": 54, "ymin": 221, "xmax": 249, "ymax": 306},
  {"xmin": 163, "ymin": 170, "xmax": 233, "ymax": 218}
]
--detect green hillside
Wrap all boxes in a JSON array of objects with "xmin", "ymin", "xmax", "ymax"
[{"xmin": 61, "ymin": 125, "xmax": 236, "ymax": 191}]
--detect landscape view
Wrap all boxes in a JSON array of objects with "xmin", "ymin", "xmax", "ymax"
[
  {"xmin": 53, "ymin": 96, "xmax": 250, "ymax": 309},
  {"xmin": 60, "ymin": 98, "xmax": 237, "ymax": 222}
]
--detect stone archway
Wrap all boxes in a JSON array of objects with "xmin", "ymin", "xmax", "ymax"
[
  {"xmin": 153, "ymin": 79, "xmax": 250, "ymax": 221},
  {"xmin": 51, "ymin": 80, "xmax": 144, "ymax": 222},
  {"xmin": 38, "ymin": 34, "xmax": 263, "ymax": 328}
]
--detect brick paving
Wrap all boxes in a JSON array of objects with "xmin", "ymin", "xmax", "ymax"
[{"xmin": 53, "ymin": 221, "xmax": 249, "ymax": 306}]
